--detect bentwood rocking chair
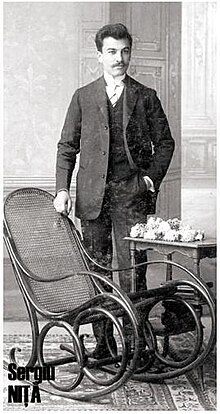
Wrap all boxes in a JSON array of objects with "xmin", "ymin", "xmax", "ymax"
[{"xmin": 3, "ymin": 187, "xmax": 216, "ymax": 400}]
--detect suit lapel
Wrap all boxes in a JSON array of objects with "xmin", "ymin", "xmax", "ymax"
[
  {"xmin": 123, "ymin": 75, "xmax": 139, "ymax": 132},
  {"xmin": 93, "ymin": 76, "xmax": 108, "ymax": 124},
  {"xmin": 93, "ymin": 75, "xmax": 139, "ymax": 130}
]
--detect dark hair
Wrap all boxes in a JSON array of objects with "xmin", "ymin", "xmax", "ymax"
[{"xmin": 95, "ymin": 23, "xmax": 133, "ymax": 52}]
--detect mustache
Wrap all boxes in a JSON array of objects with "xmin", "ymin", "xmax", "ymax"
[{"xmin": 113, "ymin": 63, "xmax": 125, "ymax": 68}]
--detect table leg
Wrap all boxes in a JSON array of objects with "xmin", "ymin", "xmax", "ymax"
[
  {"xmin": 130, "ymin": 241, "xmax": 136, "ymax": 292},
  {"xmin": 165, "ymin": 253, "xmax": 173, "ymax": 281},
  {"xmin": 193, "ymin": 258, "xmax": 200, "ymax": 278}
]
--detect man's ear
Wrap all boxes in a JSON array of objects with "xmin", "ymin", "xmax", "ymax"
[{"xmin": 97, "ymin": 50, "xmax": 103, "ymax": 63}]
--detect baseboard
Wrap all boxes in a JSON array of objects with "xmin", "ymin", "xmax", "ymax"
[{"xmin": 3, "ymin": 176, "xmax": 76, "ymax": 198}]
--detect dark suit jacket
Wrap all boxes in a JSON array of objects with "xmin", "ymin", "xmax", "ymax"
[{"xmin": 56, "ymin": 75, "xmax": 175, "ymax": 219}]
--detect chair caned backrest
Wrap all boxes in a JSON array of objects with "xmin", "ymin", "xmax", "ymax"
[{"xmin": 4, "ymin": 188, "xmax": 96, "ymax": 314}]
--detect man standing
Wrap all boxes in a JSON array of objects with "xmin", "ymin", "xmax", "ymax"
[{"xmin": 54, "ymin": 23, "xmax": 174, "ymax": 354}]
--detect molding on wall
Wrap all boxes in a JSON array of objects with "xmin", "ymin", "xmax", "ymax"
[
  {"xmin": 182, "ymin": 132, "xmax": 216, "ymax": 180},
  {"xmin": 79, "ymin": 3, "xmax": 109, "ymax": 86},
  {"xmin": 129, "ymin": 60, "xmax": 165, "ymax": 103},
  {"xmin": 181, "ymin": 2, "xmax": 216, "ymax": 184},
  {"xmin": 3, "ymin": 176, "xmax": 76, "ymax": 197},
  {"xmin": 182, "ymin": 3, "xmax": 216, "ymax": 129},
  {"xmin": 128, "ymin": 3, "xmax": 166, "ymax": 59}
]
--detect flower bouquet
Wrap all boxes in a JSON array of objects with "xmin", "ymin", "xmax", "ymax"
[{"xmin": 130, "ymin": 217, "xmax": 204, "ymax": 242}]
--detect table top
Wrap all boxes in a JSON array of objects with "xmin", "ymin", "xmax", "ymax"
[{"xmin": 124, "ymin": 237, "xmax": 216, "ymax": 249}]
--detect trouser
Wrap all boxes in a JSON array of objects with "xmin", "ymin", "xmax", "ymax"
[{"xmin": 81, "ymin": 176, "xmax": 149, "ymax": 349}]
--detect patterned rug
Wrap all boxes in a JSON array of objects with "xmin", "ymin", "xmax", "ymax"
[{"xmin": 3, "ymin": 332, "xmax": 216, "ymax": 411}]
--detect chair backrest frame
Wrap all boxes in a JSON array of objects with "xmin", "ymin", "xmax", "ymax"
[{"xmin": 4, "ymin": 188, "xmax": 99, "ymax": 316}]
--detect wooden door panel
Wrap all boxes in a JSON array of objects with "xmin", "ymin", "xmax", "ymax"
[
  {"xmin": 128, "ymin": 2, "xmax": 166, "ymax": 58},
  {"xmin": 129, "ymin": 60, "xmax": 166, "ymax": 106},
  {"xmin": 113, "ymin": 2, "xmax": 182, "ymax": 220}
]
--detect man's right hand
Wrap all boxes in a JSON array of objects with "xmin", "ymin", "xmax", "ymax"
[{"xmin": 53, "ymin": 190, "xmax": 72, "ymax": 216}]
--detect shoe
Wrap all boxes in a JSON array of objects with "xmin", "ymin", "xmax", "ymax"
[
  {"xmin": 90, "ymin": 345, "xmax": 112, "ymax": 360},
  {"xmin": 90, "ymin": 337, "xmax": 117, "ymax": 360}
]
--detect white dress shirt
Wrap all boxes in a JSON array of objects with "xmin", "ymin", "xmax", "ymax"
[{"xmin": 104, "ymin": 72, "xmax": 125, "ymax": 105}]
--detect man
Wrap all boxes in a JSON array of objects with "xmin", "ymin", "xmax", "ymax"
[{"xmin": 54, "ymin": 23, "xmax": 175, "ymax": 356}]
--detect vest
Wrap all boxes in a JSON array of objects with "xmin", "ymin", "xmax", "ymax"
[{"xmin": 106, "ymin": 91, "xmax": 132, "ymax": 182}]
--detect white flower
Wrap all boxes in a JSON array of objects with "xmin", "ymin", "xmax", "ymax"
[
  {"xmin": 130, "ymin": 217, "xmax": 205, "ymax": 242},
  {"xmin": 143, "ymin": 229, "xmax": 157, "ymax": 240},
  {"xmin": 180, "ymin": 229, "xmax": 197, "ymax": 242},
  {"xmin": 157, "ymin": 221, "xmax": 171, "ymax": 234},
  {"xmin": 154, "ymin": 230, "xmax": 164, "ymax": 240},
  {"xmin": 167, "ymin": 218, "xmax": 182, "ymax": 230},
  {"xmin": 146, "ymin": 217, "xmax": 157, "ymax": 229},
  {"xmin": 194, "ymin": 230, "xmax": 205, "ymax": 241},
  {"xmin": 130, "ymin": 223, "xmax": 148, "ymax": 238},
  {"xmin": 163, "ymin": 229, "xmax": 179, "ymax": 242},
  {"xmin": 155, "ymin": 217, "xmax": 163, "ymax": 226},
  {"xmin": 130, "ymin": 223, "xmax": 141, "ymax": 238},
  {"xmin": 180, "ymin": 224, "xmax": 192, "ymax": 231}
]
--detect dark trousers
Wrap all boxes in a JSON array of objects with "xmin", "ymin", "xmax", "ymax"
[
  {"xmin": 81, "ymin": 175, "xmax": 149, "ymax": 349},
  {"xmin": 81, "ymin": 176, "xmax": 148, "ymax": 293}
]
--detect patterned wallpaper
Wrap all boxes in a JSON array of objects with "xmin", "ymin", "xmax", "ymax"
[{"xmin": 4, "ymin": 3, "xmax": 81, "ymax": 180}]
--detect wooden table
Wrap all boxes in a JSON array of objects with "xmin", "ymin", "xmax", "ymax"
[{"xmin": 124, "ymin": 237, "xmax": 216, "ymax": 292}]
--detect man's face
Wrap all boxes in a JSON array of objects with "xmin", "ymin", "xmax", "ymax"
[{"xmin": 97, "ymin": 37, "xmax": 131, "ymax": 78}]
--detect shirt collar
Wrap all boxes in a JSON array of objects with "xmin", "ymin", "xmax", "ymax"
[{"xmin": 104, "ymin": 72, "xmax": 126, "ymax": 88}]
